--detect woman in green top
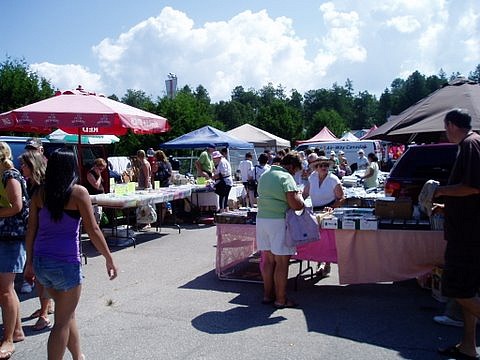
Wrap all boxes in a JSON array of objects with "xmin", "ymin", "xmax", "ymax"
[{"xmin": 256, "ymin": 153, "xmax": 304, "ymax": 309}]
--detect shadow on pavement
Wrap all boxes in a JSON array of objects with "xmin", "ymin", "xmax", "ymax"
[{"xmin": 182, "ymin": 271, "xmax": 461, "ymax": 360}]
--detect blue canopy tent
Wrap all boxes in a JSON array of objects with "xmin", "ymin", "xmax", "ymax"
[
  {"xmin": 160, "ymin": 125, "xmax": 253, "ymax": 149},
  {"xmin": 160, "ymin": 125, "xmax": 255, "ymax": 176}
]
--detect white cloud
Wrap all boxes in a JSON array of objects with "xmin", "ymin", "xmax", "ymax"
[
  {"xmin": 318, "ymin": 2, "xmax": 366, "ymax": 63},
  {"xmin": 26, "ymin": 2, "xmax": 480, "ymax": 103},
  {"xmin": 90, "ymin": 7, "xmax": 323, "ymax": 101},
  {"xmin": 385, "ymin": 16, "xmax": 421, "ymax": 33},
  {"xmin": 29, "ymin": 63, "xmax": 104, "ymax": 93}
]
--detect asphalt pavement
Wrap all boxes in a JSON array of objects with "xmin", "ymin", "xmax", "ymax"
[{"xmin": 7, "ymin": 224, "xmax": 464, "ymax": 360}]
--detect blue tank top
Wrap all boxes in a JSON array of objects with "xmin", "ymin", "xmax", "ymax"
[{"xmin": 34, "ymin": 207, "xmax": 81, "ymax": 263}]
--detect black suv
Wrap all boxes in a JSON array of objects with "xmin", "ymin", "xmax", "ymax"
[{"xmin": 384, "ymin": 143, "xmax": 457, "ymax": 202}]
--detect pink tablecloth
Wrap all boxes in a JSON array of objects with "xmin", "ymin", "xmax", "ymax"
[
  {"xmin": 335, "ymin": 229, "xmax": 445, "ymax": 284},
  {"xmin": 215, "ymin": 224, "xmax": 446, "ymax": 284},
  {"xmin": 294, "ymin": 229, "xmax": 337, "ymax": 263}
]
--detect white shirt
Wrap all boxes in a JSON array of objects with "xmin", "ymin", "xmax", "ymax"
[
  {"xmin": 357, "ymin": 155, "xmax": 369, "ymax": 170},
  {"xmin": 215, "ymin": 158, "xmax": 233, "ymax": 186},
  {"xmin": 308, "ymin": 172, "xmax": 341, "ymax": 207},
  {"xmin": 238, "ymin": 159, "xmax": 253, "ymax": 182},
  {"xmin": 248, "ymin": 164, "xmax": 270, "ymax": 181}
]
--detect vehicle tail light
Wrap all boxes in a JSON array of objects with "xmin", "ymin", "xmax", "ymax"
[{"xmin": 384, "ymin": 179, "xmax": 401, "ymax": 197}]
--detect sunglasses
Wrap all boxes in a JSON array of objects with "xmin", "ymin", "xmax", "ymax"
[{"xmin": 315, "ymin": 163, "xmax": 330, "ymax": 169}]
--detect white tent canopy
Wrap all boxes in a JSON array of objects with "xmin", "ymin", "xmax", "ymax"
[
  {"xmin": 226, "ymin": 123, "xmax": 290, "ymax": 150},
  {"xmin": 340, "ymin": 131, "xmax": 359, "ymax": 141}
]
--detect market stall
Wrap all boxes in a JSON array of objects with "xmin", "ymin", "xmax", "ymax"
[
  {"xmin": 191, "ymin": 183, "xmax": 246, "ymax": 211},
  {"xmin": 90, "ymin": 185, "xmax": 193, "ymax": 246},
  {"xmin": 215, "ymin": 206, "xmax": 445, "ymax": 285}
]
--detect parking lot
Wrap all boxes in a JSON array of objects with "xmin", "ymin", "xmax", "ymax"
[{"xmin": 8, "ymin": 223, "xmax": 462, "ymax": 360}]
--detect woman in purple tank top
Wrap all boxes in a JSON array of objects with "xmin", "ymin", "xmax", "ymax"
[{"xmin": 24, "ymin": 149, "xmax": 118, "ymax": 360}]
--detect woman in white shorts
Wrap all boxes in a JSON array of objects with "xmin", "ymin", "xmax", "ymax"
[{"xmin": 256, "ymin": 153, "xmax": 304, "ymax": 309}]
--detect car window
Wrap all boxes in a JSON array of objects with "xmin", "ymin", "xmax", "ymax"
[{"xmin": 390, "ymin": 145, "xmax": 457, "ymax": 180}]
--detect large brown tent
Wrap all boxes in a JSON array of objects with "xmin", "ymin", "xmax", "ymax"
[{"xmin": 365, "ymin": 78, "xmax": 480, "ymax": 143}]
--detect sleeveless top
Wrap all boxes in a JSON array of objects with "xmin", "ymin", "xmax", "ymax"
[
  {"xmin": 34, "ymin": 207, "xmax": 81, "ymax": 263},
  {"xmin": 308, "ymin": 172, "xmax": 341, "ymax": 207},
  {"xmin": 85, "ymin": 169, "xmax": 104, "ymax": 195}
]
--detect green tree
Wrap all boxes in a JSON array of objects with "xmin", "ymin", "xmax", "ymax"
[
  {"xmin": 425, "ymin": 75, "xmax": 446, "ymax": 94},
  {"xmin": 157, "ymin": 86, "xmax": 219, "ymax": 141},
  {"xmin": 214, "ymin": 100, "xmax": 254, "ymax": 130},
  {"xmin": 121, "ymin": 89, "xmax": 155, "ymax": 112},
  {"xmin": 352, "ymin": 91, "xmax": 378, "ymax": 129},
  {"xmin": 256, "ymin": 99, "xmax": 302, "ymax": 144},
  {"xmin": 0, "ymin": 57, "xmax": 54, "ymax": 113},
  {"xmin": 378, "ymin": 88, "xmax": 393, "ymax": 125},
  {"xmin": 308, "ymin": 109, "xmax": 347, "ymax": 138},
  {"xmin": 469, "ymin": 64, "xmax": 480, "ymax": 83}
]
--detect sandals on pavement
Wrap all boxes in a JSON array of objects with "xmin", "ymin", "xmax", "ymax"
[
  {"xmin": 33, "ymin": 316, "xmax": 52, "ymax": 331},
  {"xmin": 0, "ymin": 349, "xmax": 14, "ymax": 360},
  {"xmin": 29, "ymin": 308, "xmax": 54, "ymax": 319},
  {"xmin": 273, "ymin": 299, "xmax": 299, "ymax": 309},
  {"xmin": 438, "ymin": 345, "xmax": 479, "ymax": 359}
]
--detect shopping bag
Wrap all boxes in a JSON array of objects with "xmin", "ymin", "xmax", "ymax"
[
  {"xmin": 136, "ymin": 203, "xmax": 157, "ymax": 224},
  {"xmin": 285, "ymin": 207, "xmax": 320, "ymax": 247}
]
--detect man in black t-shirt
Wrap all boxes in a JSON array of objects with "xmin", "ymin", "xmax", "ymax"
[{"xmin": 434, "ymin": 109, "xmax": 480, "ymax": 359}]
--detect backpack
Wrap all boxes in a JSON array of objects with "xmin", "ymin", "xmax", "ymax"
[{"xmin": 247, "ymin": 165, "xmax": 259, "ymax": 195}]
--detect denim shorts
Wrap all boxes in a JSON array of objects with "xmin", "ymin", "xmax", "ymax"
[
  {"xmin": 33, "ymin": 256, "xmax": 83, "ymax": 291},
  {"xmin": 0, "ymin": 240, "xmax": 26, "ymax": 273}
]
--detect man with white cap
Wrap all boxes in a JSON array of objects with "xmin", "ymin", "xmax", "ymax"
[{"xmin": 357, "ymin": 149, "xmax": 368, "ymax": 170}]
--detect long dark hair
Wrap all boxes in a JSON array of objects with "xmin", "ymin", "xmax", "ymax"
[{"xmin": 44, "ymin": 148, "xmax": 79, "ymax": 221}]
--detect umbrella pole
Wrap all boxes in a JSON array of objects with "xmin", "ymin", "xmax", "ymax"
[{"xmin": 77, "ymin": 128, "xmax": 83, "ymax": 183}]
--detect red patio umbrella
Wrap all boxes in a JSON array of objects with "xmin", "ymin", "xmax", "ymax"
[{"xmin": 0, "ymin": 87, "xmax": 170, "ymax": 135}]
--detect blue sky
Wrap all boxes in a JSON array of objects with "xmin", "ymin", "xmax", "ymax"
[{"xmin": 1, "ymin": 0, "xmax": 479, "ymax": 102}]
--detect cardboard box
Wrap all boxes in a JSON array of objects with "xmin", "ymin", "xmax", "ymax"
[
  {"xmin": 341, "ymin": 216, "xmax": 362, "ymax": 230},
  {"xmin": 375, "ymin": 198, "xmax": 413, "ymax": 219},
  {"xmin": 360, "ymin": 217, "xmax": 378, "ymax": 230},
  {"xmin": 321, "ymin": 217, "xmax": 338, "ymax": 229},
  {"xmin": 214, "ymin": 212, "xmax": 248, "ymax": 224}
]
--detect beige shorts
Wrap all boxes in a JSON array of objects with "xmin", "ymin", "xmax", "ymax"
[{"xmin": 256, "ymin": 218, "xmax": 296, "ymax": 256}]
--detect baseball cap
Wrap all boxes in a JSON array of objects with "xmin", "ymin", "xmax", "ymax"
[
  {"xmin": 25, "ymin": 138, "xmax": 42, "ymax": 150},
  {"xmin": 212, "ymin": 151, "xmax": 222, "ymax": 158},
  {"xmin": 338, "ymin": 150, "xmax": 345, "ymax": 155},
  {"xmin": 357, "ymin": 149, "xmax": 364, "ymax": 154},
  {"xmin": 330, "ymin": 150, "xmax": 336, "ymax": 156}
]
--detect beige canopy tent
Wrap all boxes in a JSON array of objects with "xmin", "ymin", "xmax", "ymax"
[{"xmin": 226, "ymin": 123, "xmax": 291, "ymax": 151}]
